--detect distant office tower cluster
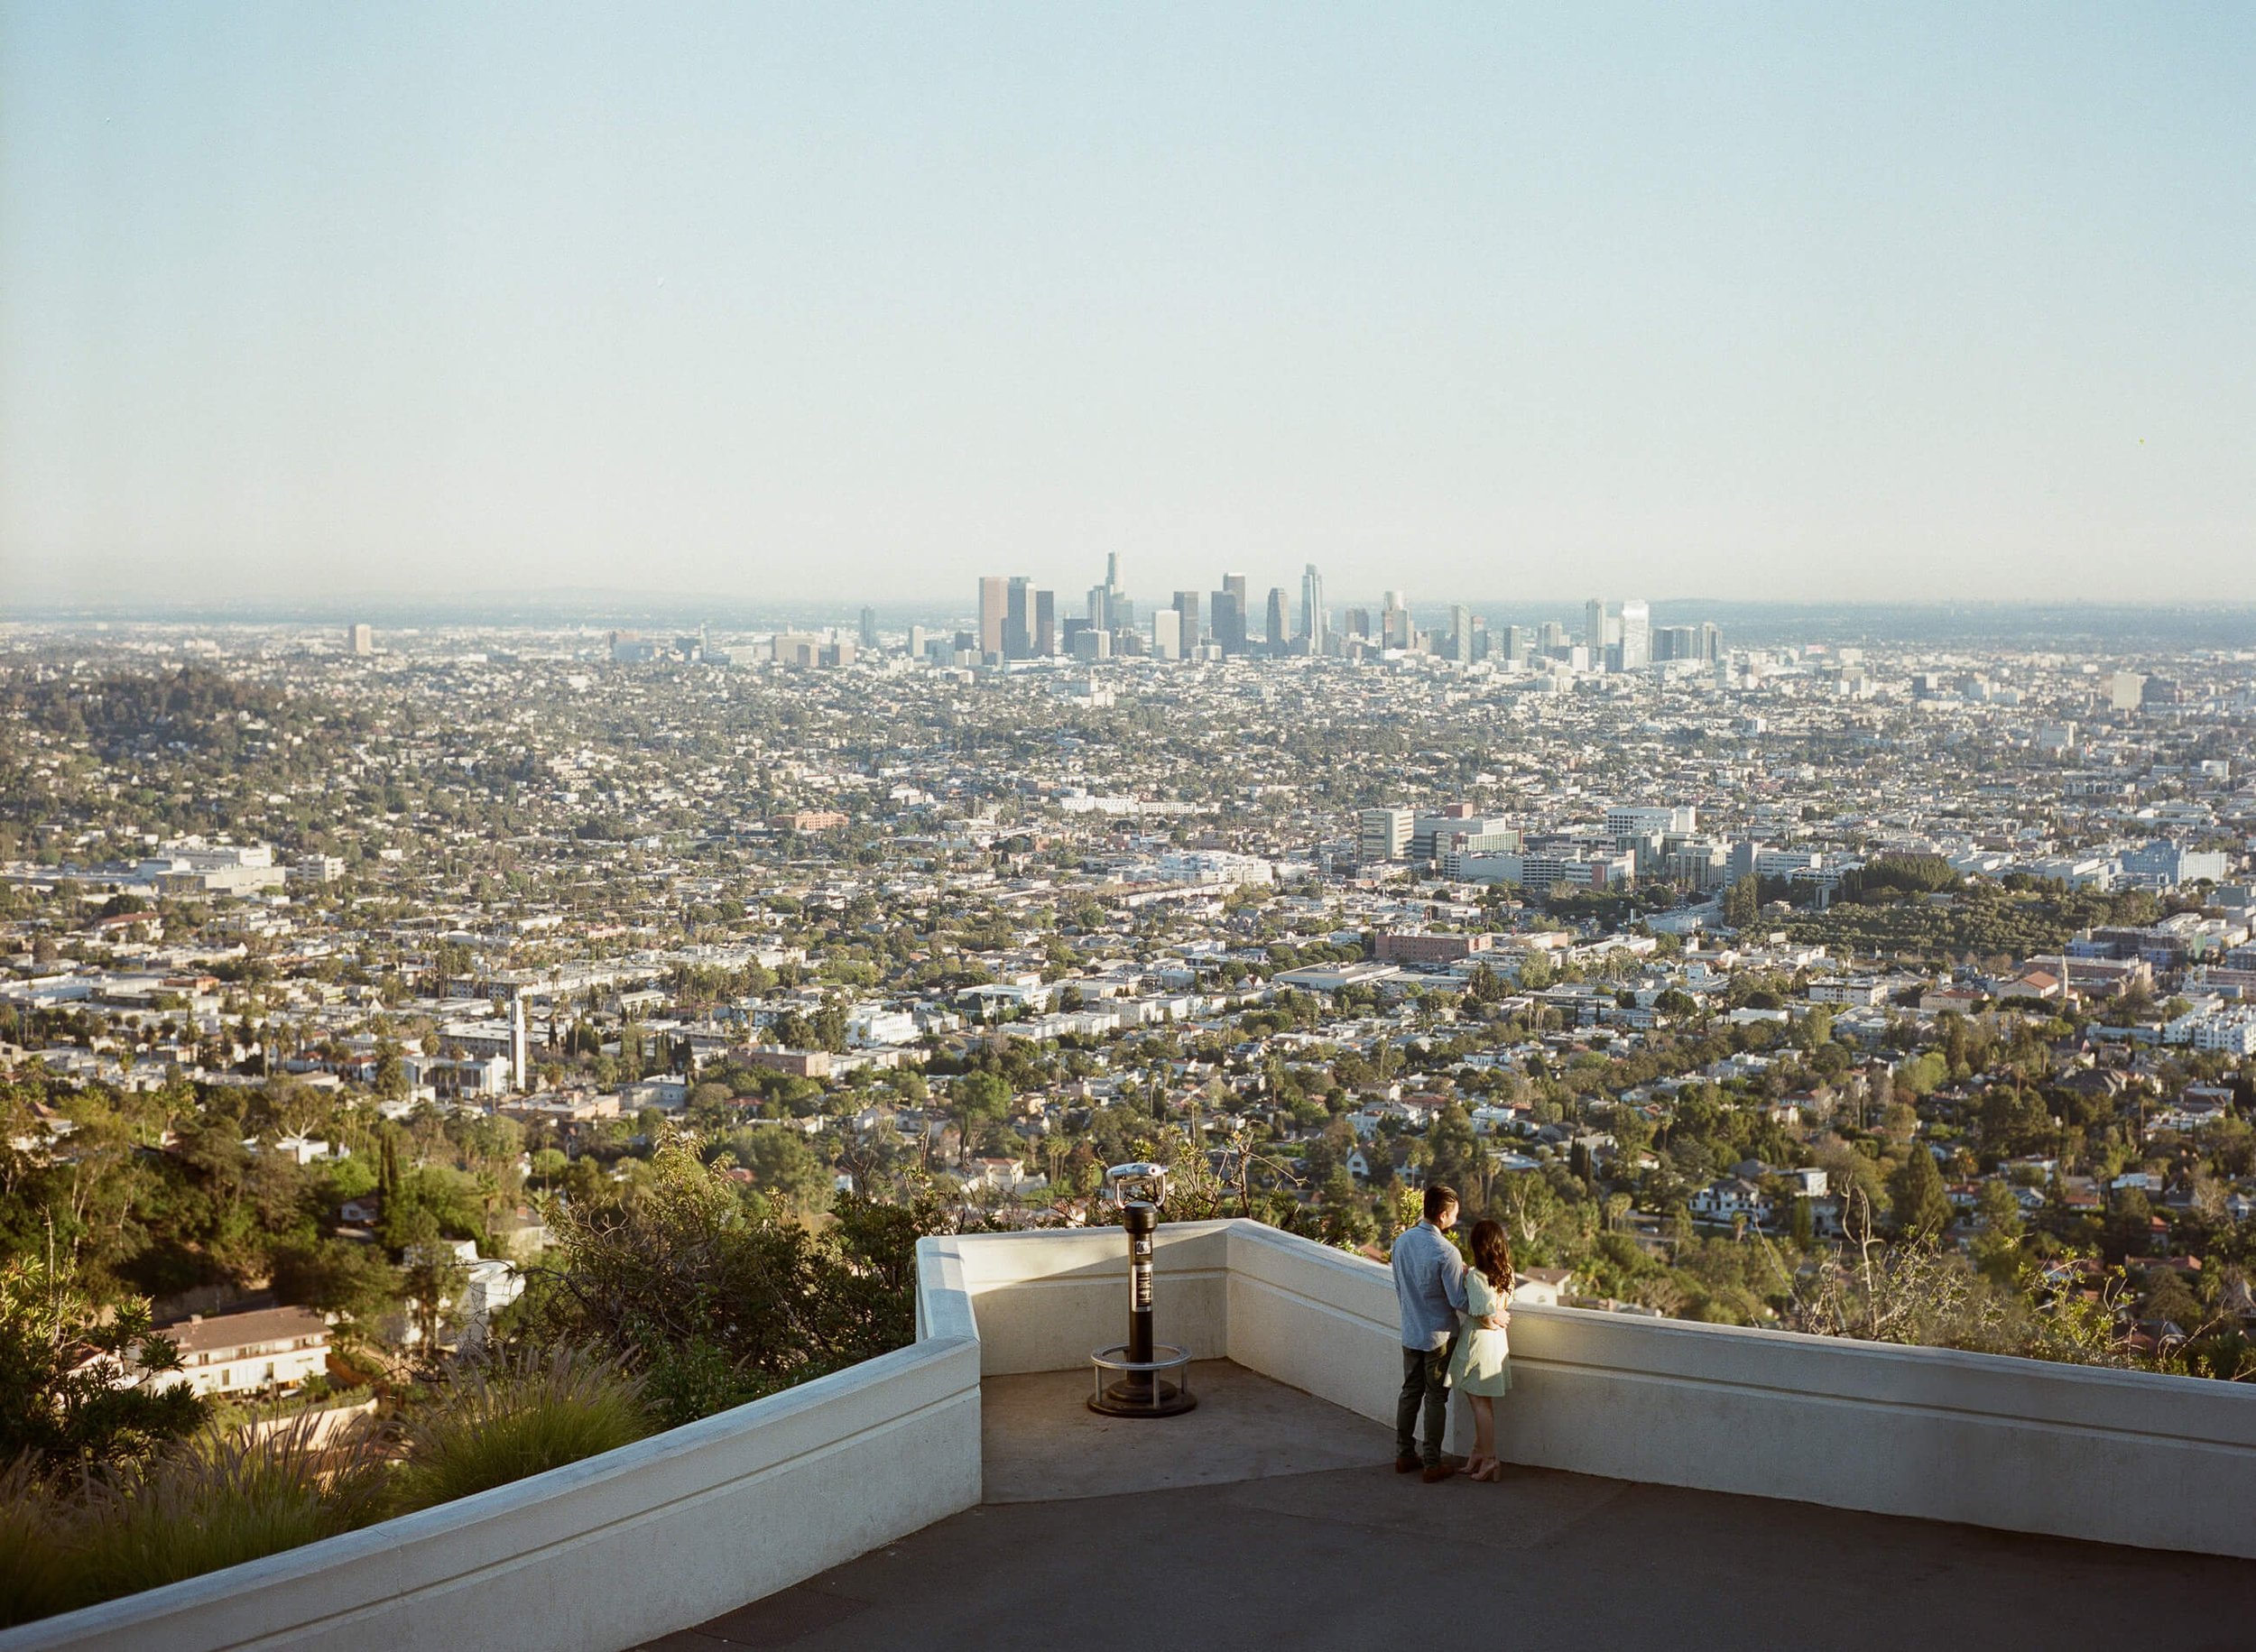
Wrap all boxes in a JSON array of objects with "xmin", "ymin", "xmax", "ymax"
[
  {"xmin": 966, "ymin": 556, "xmax": 1329, "ymax": 667},
  {"xmin": 965, "ymin": 557, "xmax": 1384, "ymax": 666},
  {"xmin": 1585, "ymin": 598, "xmax": 1650, "ymax": 669},
  {"xmin": 1357, "ymin": 798, "xmax": 1748, "ymax": 897},
  {"xmin": 1582, "ymin": 599, "xmax": 1719, "ymax": 672},
  {"xmin": 1653, "ymin": 622, "xmax": 1724, "ymax": 665},
  {"xmin": 608, "ymin": 626, "xmax": 729, "ymax": 666},
  {"xmin": 954, "ymin": 567, "xmax": 1721, "ymax": 675}
]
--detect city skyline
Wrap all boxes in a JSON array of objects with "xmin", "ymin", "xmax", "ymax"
[
  {"xmin": 5, "ymin": 5, "xmax": 2253, "ymax": 609},
  {"xmin": 950, "ymin": 554, "xmax": 1716, "ymax": 670}
]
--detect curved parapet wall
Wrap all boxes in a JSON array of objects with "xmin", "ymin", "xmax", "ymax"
[
  {"xmin": 1, "ymin": 1258, "xmax": 985, "ymax": 1652},
  {"xmin": 922, "ymin": 1218, "xmax": 1232, "ymax": 1374},
  {"xmin": 1218, "ymin": 1221, "xmax": 2256, "ymax": 1558},
  {"xmin": 11, "ymin": 1215, "xmax": 2252, "ymax": 1651}
]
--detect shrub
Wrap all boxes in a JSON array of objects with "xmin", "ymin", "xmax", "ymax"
[
  {"xmin": 0, "ymin": 1455, "xmax": 73, "ymax": 1628},
  {"xmin": 389, "ymin": 1346, "xmax": 651, "ymax": 1513},
  {"xmin": 205, "ymin": 1381, "xmax": 374, "ymax": 1435},
  {"xmin": 638, "ymin": 1337, "xmax": 783, "ymax": 1429},
  {"xmin": 0, "ymin": 1256, "xmax": 207, "ymax": 1472},
  {"xmin": 67, "ymin": 1413, "xmax": 390, "ymax": 1607},
  {"xmin": 507, "ymin": 1142, "xmax": 943, "ymax": 1425}
]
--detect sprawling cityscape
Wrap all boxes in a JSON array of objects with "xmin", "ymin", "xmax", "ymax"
[
  {"xmin": 8, "ymin": 569, "xmax": 2256, "ymax": 1634},
  {"xmin": 7, "ymin": 0, "xmax": 2254, "ymax": 1643},
  {"xmin": 10, "ymin": 570, "xmax": 2255, "ymax": 1361}
]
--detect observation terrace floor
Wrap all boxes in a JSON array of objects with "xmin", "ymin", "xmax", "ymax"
[{"xmin": 642, "ymin": 1361, "xmax": 2256, "ymax": 1652}]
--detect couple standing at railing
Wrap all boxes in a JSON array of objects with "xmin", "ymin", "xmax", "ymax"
[{"xmin": 1391, "ymin": 1183, "xmax": 1514, "ymax": 1484}]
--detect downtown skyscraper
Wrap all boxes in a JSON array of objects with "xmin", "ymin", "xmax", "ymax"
[{"xmin": 1298, "ymin": 564, "xmax": 1327, "ymax": 651}]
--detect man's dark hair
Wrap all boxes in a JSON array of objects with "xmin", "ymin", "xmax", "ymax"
[{"xmin": 1423, "ymin": 1185, "xmax": 1459, "ymax": 1221}]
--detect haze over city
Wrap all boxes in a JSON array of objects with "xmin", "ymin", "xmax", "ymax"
[{"xmin": 4, "ymin": 2, "xmax": 2252, "ymax": 613}]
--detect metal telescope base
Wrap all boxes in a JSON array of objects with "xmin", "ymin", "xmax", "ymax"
[{"xmin": 1087, "ymin": 1343, "xmax": 1197, "ymax": 1417}]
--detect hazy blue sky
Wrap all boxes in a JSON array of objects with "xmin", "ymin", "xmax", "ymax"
[{"xmin": 3, "ymin": 3, "xmax": 2251, "ymax": 612}]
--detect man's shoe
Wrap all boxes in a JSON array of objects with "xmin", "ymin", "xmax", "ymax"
[
  {"xmin": 1421, "ymin": 1463, "xmax": 1456, "ymax": 1484},
  {"xmin": 1394, "ymin": 1454, "xmax": 1420, "ymax": 1473}
]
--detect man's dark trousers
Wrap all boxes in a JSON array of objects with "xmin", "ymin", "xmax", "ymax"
[{"xmin": 1397, "ymin": 1341, "xmax": 1452, "ymax": 1467}]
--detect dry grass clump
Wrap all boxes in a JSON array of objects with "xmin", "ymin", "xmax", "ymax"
[
  {"xmin": 0, "ymin": 1454, "xmax": 74, "ymax": 1627},
  {"xmin": 69, "ymin": 1412, "xmax": 391, "ymax": 1601},
  {"xmin": 0, "ymin": 1412, "xmax": 389, "ymax": 1626},
  {"xmin": 388, "ymin": 1345, "xmax": 652, "ymax": 1514},
  {"xmin": 2, "ymin": 1348, "xmax": 666, "ymax": 1629}
]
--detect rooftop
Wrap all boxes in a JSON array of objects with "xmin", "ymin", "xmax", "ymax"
[
  {"xmin": 16, "ymin": 1222, "xmax": 2252, "ymax": 1652},
  {"xmin": 164, "ymin": 1305, "xmax": 328, "ymax": 1354},
  {"xmin": 647, "ymin": 1361, "xmax": 2256, "ymax": 1651}
]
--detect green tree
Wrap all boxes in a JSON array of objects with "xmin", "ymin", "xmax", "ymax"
[
  {"xmin": 721, "ymin": 1127, "xmax": 832, "ymax": 1214},
  {"xmin": 948, "ymin": 1072, "xmax": 1012, "ymax": 1166},
  {"xmin": 2139, "ymin": 1268, "xmax": 2203, "ymax": 1334},
  {"xmin": 504, "ymin": 1142, "xmax": 948, "ymax": 1426},
  {"xmin": 1723, "ymin": 875, "xmax": 1759, "ymax": 931},
  {"xmin": 1895, "ymin": 1052, "xmax": 1948, "ymax": 1098},
  {"xmin": 0, "ymin": 1251, "xmax": 206, "ymax": 1469},
  {"xmin": 528, "ymin": 1148, "xmax": 569, "ymax": 1189},
  {"xmin": 1789, "ymin": 1195, "xmax": 1815, "ymax": 1250},
  {"xmin": 272, "ymin": 1238, "xmax": 402, "ymax": 1346},
  {"xmin": 400, "ymin": 1224, "xmax": 470, "ymax": 1357},
  {"xmin": 1888, "ymin": 1148, "xmax": 1951, "ymax": 1242},
  {"xmin": 1969, "ymin": 1180, "xmax": 2025, "ymax": 1282}
]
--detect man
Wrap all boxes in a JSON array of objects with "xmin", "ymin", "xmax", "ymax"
[{"xmin": 1391, "ymin": 1183, "xmax": 1467, "ymax": 1482}]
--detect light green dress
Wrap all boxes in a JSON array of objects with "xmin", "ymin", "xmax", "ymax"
[{"xmin": 1447, "ymin": 1269, "xmax": 1513, "ymax": 1397}]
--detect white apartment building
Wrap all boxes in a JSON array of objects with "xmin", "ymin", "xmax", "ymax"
[
  {"xmin": 847, "ymin": 1007, "xmax": 923, "ymax": 1046},
  {"xmin": 1412, "ymin": 810, "xmax": 1517, "ymax": 860},
  {"xmin": 1807, "ymin": 976, "xmax": 1889, "ymax": 1008},
  {"xmin": 1443, "ymin": 849, "xmax": 1635, "ymax": 892},
  {"xmin": 457, "ymin": 1258, "xmax": 527, "ymax": 1352},
  {"xmin": 1618, "ymin": 600, "xmax": 1651, "ymax": 669},
  {"xmin": 2120, "ymin": 841, "xmax": 2231, "ymax": 891},
  {"xmin": 2165, "ymin": 1005, "xmax": 2256, "ymax": 1057},
  {"xmin": 1154, "ymin": 850, "xmax": 1273, "ymax": 888},
  {"xmin": 153, "ymin": 1306, "xmax": 330, "ymax": 1398},
  {"xmin": 2018, "ymin": 854, "xmax": 2120, "ymax": 891},
  {"xmin": 1151, "ymin": 609, "xmax": 1183, "ymax": 660},
  {"xmin": 1606, "ymin": 806, "xmax": 1697, "ymax": 837},
  {"xmin": 1358, "ymin": 808, "xmax": 1412, "ymax": 863},
  {"xmin": 134, "ymin": 839, "xmax": 287, "ymax": 897}
]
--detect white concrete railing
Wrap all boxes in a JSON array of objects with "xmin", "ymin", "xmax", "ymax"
[
  {"xmin": 11, "ymin": 1216, "xmax": 2252, "ymax": 1652},
  {"xmin": 928, "ymin": 1217, "xmax": 1233, "ymax": 1374},
  {"xmin": 931, "ymin": 1220, "xmax": 2256, "ymax": 1560},
  {"xmin": 2, "ymin": 1257, "xmax": 984, "ymax": 1652}
]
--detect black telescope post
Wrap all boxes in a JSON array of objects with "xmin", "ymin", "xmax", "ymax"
[
  {"xmin": 1123, "ymin": 1199, "xmax": 1157, "ymax": 1371},
  {"xmin": 1088, "ymin": 1161, "xmax": 1196, "ymax": 1417}
]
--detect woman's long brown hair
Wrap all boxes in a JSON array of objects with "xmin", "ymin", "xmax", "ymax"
[{"xmin": 1468, "ymin": 1218, "xmax": 1515, "ymax": 1294}]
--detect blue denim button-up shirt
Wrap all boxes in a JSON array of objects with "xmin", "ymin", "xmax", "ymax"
[{"xmin": 1390, "ymin": 1219, "xmax": 1468, "ymax": 1352}]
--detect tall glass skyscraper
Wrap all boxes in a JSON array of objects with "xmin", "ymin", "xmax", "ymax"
[
  {"xmin": 978, "ymin": 577, "xmax": 1006, "ymax": 658},
  {"xmin": 1619, "ymin": 599, "xmax": 1650, "ymax": 669}
]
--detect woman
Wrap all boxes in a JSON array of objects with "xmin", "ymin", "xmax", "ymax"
[{"xmin": 1447, "ymin": 1218, "xmax": 1516, "ymax": 1482}]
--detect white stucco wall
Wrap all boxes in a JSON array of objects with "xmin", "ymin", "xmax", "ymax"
[
  {"xmin": 3, "ymin": 1319, "xmax": 982, "ymax": 1652},
  {"xmin": 927, "ymin": 1218, "xmax": 2256, "ymax": 1562},
  {"xmin": 15, "ymin": 1214, "xmax": 2254, "ymax": 1652},
  {"xmin": 928, "ymin": 1221, "xmax": 1231, "ymax": 1374},
  {"xmin": 1216, "ymin": 1221, "xmax": 2256, "ymax": 1559}
]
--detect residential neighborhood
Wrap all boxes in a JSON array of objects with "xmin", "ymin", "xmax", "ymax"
[{"xmin": 5, "ymin": 605, "xmax": 2253, "ymax": 1395}]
